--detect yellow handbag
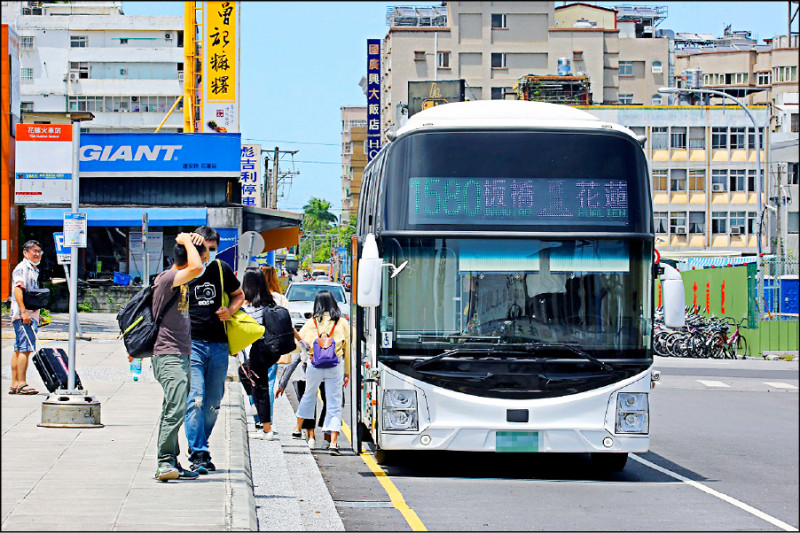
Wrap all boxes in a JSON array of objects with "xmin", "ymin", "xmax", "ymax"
[{"xmin": 218, "ymin": 260, "xmax": 265, "ymax": 355}]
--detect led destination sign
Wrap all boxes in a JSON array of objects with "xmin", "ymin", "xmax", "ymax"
[{"xmin": 408, "ymin": 177, "xmax": 629, "ymax": 226}]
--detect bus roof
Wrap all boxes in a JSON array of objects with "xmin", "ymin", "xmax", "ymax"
[{"xmin": 396, "ymin": 100, "xmax": 636, "ymax": 140}]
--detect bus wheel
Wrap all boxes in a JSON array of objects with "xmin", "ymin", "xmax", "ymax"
[
  {"xmin": 591, "ymin": 453, "xmax": 628, "ymax": 472},
  {"xmin": 374, "ymin": 448, "xmax": 395, "ymax": 466}
]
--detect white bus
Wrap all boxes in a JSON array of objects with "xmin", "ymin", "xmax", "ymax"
[{"xmin": 350, "ymin": 100, "xmax": 683, "ymax": 471}]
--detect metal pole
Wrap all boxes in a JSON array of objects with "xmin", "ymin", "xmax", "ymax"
[
  {"xmin": 67, "ymin": 122, "xmax": 80, "ymax": 392},
  {"xmin": 434, "ymin": 32, "xmax": 438, "ymax": 82},
  {"xmin": 272, "ymin": 147, "xmax": 279, "ymax": 209},
  {"xmin": 62, "ymin": 264, "xmax": 82, "ymax": 337},
  {"xmin": 142, "ymin": 213, "xmax": 149, "ymax": 287}
]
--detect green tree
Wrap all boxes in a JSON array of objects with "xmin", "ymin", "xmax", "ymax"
[{"xmin": 300, "ymin": 197, "xmax": 339, "ymax": 264}]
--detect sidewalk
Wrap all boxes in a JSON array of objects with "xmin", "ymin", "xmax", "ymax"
[{"xmin": 1, "ymin": 313, "xmax": 343, "ymax": 531}]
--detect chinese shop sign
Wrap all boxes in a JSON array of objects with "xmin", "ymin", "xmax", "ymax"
[
  {"xmin": 203, "ymin": 1, "xmax": 239, "ymax": 133},
  {"xmin": 366, "ymin": 39, "xmax": 381, "ymax": 162},
  {"xmin": 240, "ymin": 143, "xmax": 262, "ymax": 207}
]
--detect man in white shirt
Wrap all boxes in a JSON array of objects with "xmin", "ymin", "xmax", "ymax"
[{"xmin": 8, "ymin": 240, "xmax": 44, "ymax": 395}]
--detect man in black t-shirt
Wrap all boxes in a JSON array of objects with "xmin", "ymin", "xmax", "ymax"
[{"xmin": 185, "ymin": 226, "xmax": 245, "ymax": 474}]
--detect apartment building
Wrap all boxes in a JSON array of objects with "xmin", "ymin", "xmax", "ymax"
[
  {"xmin": 1, "ymin": 1, "xmax": 184, "ymax": 133},
  {"xmin": 341, "ymin": 106, "xmax": 367, "ymax": 221},
  {"xmin": 582, "ymin": 105, "xmax": 770, "ymax": 257},
  {"xmin": 769, "ymin": 92, "xmax": 799, "ymax": 258},
  {"xmin": 674, "ymin": 30, "xmax": 799, "ymax": 107},
  {"xmin": 380, "ymin": 2, "xmax": 672, "ymax": 138}
]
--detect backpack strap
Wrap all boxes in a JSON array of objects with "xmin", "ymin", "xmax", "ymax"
[{"xmin": 328, "ymin": 318, "xmax": 338, "ymax": 337}]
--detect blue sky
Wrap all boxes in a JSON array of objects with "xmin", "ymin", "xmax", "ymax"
[{"xmin": 122, "ymin": 1, "xmax": 793, "ymax": 217}]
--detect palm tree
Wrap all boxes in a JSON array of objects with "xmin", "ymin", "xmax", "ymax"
[{"xmin": 302, "ymin": 197, "xmax": 338, "ymax": 233}]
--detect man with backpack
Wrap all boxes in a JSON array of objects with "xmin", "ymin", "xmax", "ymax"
[
  {"xmin": 151, "ymin": 232, "xmax": 205, "ymax": 482},
  {"xmin": 185, "ymin": 226, "xmax": 245, "ymax": 474}
]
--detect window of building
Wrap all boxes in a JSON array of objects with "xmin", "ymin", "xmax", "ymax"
[
  {"xmin": 21, "ymin": 102, "xmax": 34, "ymax": 112},
  {"xmin": 21, "ymin": 67, "xmax": 34, "ymax": 83},
  {"xmin": 573, "ymin": 51, "xmax": 583, "ymax": 61},
  {"xmin": 414, "ymin": 50, "xmax": 425, "ymax": 61},
  {"xmin": 712, "ymin": 127, "xmax": 727, "ymax": 149},
  {"xmin": 119, "ymin": 68, "xmax": 128, "ymax": 77},
  {"xmin": 69, "ymin": 62, "xmax": 89, "ymax": 79},
  {"xmin": 652, "ymin": 94, "xmax": 662, "ymax": 105},
  {"xmin": 437, "ymin": 51, "xmax": 451, "ymax": 69},
  {"xmin": 729, "ymin": 127, "xmax": 746, "ymax": 149},
  {"xmin": 773, "ymin": 65, "xmax": 798, "ymax": 83},
  {"xmin": 20, "ymin": 36, "xmax": 34, "ymax": 49},
  {"xmin": 711, "ymin": 170, "xmax": 727, "ymax": 192},
  {"xmin": 689, "ymin": 128, "xmax": 705, "ymax": 149},
  {"xmin": 791, "ymin": 113, "xmax": 799, "ymax": 133},
  {"xmin": 619, "ymin": 94, "xmax": 634, "ymax": 104},
  {"xmin": 788, "ymin": 212, "xmax": 800, "ymax": 234},
  {"xmin": 689, "ymin": 169, "xmax": 705, "ymax": 191},
  {"xmin": 651, "ymin": 126, "xmax": 668, "ymax": 149},
  {"xmin": 119, "ymin": 38, "xmax": 128, "ymax": 45},
  {"xmin": 670, "ymin": 169, "xmax": 687, "ymax": 192},
  {"xmin": 670, "ymin": 127, "xmax": 687, "ymax": 149},
  {"xmin": 729, "ymin": 169, "xmax": 746, "ymax": 192},
  {"xmin": 747, "ymin": 169, "xmax": 764, "ymax": 192},
  {"xmin": 491, "ymin": 53, "xmax": 506, "ymax": 69},
  {"xmin": 747, "ymin": 211, "xmax": 758, "ymax": 234},
  {"xmin": 490, "ymin": 87, "xmax": 512, "ymax": 100},
  {"xmin": 654, "ymin": 211, "xmax": 668, "ymax": 233},
  {"xmin": 652, "ymin": 169, "xmax": 668, "ymax": 191},
  {"xmin": 669, "ymin": 212, "xmax": 687, "ymax": 235},
  {"xmin": 712, "ymin": 212, "xmax": 728, "ymax": 233},
  {"xmin": 619, "ymin": 61, "xmax": 633, "ymax": 76},
  {"xmin": 491, "ymin": 14, "xmax": 507, "ymax": 29},
  {"xmin": 729, "ymin": 211, "xmax": 746, "ymax": 233},
  {"xmin": 747, "ymin": 127, "xmax": 765, "ymax": 149},
  {"xmin": 789, "ymin": 162, "xmax": 799, "ymax": 185},
  {"xmin": 757, "ymin": 71, "xmax": 771, "ymax": 86},
  {"xmin": 70, "ymin": 35, "xmax": 88, "ymax": 48},
  {"xmin": 689, "ymin": 212, "xmax": 706, "ymax": 234},
  {"xmin": 651, "ymin": 60, "xmax": 663, "ymax": 74},
  {"xmin": 725, "ymin": 72, "xmax": 748, "ymax": 85}
]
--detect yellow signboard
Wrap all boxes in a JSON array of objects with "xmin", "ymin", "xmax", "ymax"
[{"xmin": 204, "ymin": 1, "xmax": 237, "ymax": 103}]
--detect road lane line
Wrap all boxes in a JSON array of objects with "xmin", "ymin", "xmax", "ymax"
[
  {"xmin": 340, "ymin": 419, "xmax": 428, "ymax": 531},
  {"xmin": 763, "ymin": 382, "xmax": 798, "ymax": 390},
  {"xmin": 697, "ymin": 380, "xmax": 731, "ymax": 388},
  {"xmin": 630, "ymin": 454, "xmax": 798, "ymax": 532}
]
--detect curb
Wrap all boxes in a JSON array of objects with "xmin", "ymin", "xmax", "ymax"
[{"xmin": 226, "ymin": 380, "xmax": 258, "ymax": 531}]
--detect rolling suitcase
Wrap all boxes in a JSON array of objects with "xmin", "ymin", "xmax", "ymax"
[{"xmin": 24, "ymin": 326, "xmax": 83, "ymax": 393}]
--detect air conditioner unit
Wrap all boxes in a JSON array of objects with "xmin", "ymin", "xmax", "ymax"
[
  {"xmin": 131, "ymin": 96, "xmax": 138, "ymax": 102},
  {"xmin": 712, "ymin": 183, "xmax": 725, "ymax": 192},
  {"xmin": 674, "ymin": 227, "xmax": 687, "ymax": 235},
  {"xmin": 69, "ymin": 72, "xmax": 78, "ymax": 81},
  {"xmin": 165, "ymin": 33, "xmax": 172, "ymax": 40},
  {"xmin": 730, "ymin": 227, "xmax": 742, "ymax": 235}
]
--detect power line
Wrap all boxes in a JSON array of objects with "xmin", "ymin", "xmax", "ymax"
[
  {"xmin": 242, "ymin": 137, "xmax": 340, "ymax": 147},
  {"xmin": 293, "ymin": 160, "xmax": 340, "ymax": 165}
]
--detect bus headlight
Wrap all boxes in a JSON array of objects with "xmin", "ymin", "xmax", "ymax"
[
  {"xmin": 382, "ymin": 389, "xmax": 418, "ymax": 431},
  {"xmin": 615, "ymin": 392, "xmax": 649, "ymax": 434}
]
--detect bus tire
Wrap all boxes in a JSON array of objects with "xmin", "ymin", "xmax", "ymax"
[
  {"xmin": 374, "ymin": 448, "xmax": 395, "ymax": 466},
  {"xmin": 591, "ymin": 452, "xmax": 628, "ymax": 472}
]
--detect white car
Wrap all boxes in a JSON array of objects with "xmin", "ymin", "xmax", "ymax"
[{"xmin": 285, "ymin": 281, "xmax": 350, "ymax": 330}]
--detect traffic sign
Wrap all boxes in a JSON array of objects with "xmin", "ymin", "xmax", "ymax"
[
  {"xmin": 63, "ymin": 212, "xmax": 87, "ymax": 247},
  {"xmin": 53, "ymin": 232, "xmax": 71, "ymax": 265}
]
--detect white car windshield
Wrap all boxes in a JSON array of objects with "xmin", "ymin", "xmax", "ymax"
[{"xmin": 286, "ymin": 284, "xmax": 346, "ymax": 303}]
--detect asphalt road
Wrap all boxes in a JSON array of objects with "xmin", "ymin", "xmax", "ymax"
[{"xmin": 304, "ymin": 356, "xmax": 799, "ymax": 531}]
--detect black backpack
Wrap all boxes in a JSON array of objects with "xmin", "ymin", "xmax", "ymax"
[
  {"xmin": 116, "ymin": 284, "xmax": 179, "ymax": 358},
  {"xmin": 249, "ymin": 304, "xmax": 296, "ymax": 371}
]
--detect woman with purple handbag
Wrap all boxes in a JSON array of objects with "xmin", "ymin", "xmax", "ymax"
[{"xmin": 291, "ymin": 290, "xmax": 350, "ymax": 455}]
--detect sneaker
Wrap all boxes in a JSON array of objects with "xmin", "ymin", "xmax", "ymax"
[
  {"xmin": 154, "ymin": 465, "xmax": 179, "ymax": 482},
  {"xmin": 253, "ymin": 430, "xmax": 275, "ymax": 440},
  {"xmin": 189, "ymin": 456, "xmax": 209, "ymax": 475},
  {"xmin": 291, "ymin": 430, "xmax": 302, "ymax": 439},
  {"xmin": 255, "ymin": 422, "xmax": 264, "ymax": 430},
  {"xmin": 329, "ymin": 445, "xmax": 341, "ymax": 456},
  {"xmin": 176, "ymin": 463, "xmax": 200, "ymax": 480},
  {"xmin": 307, "ymin": 438, "xmax": 316, "ymax": 449},
  {"xmin": 200, "ymin": 451, "xmax": 216, "ymax": 472}
]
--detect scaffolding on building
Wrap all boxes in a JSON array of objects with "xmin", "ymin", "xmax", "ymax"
[
  {"xmin": 386, "ymin": 5, "xmax": 447, "ymax": 27},
  {"xmin": 514, "ymin": 75, "xmax": 591, "ymax": 105}
]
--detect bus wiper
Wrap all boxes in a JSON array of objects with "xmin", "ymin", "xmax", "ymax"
[
  {"xmin": 528, "ymin": 342, "xmax": 615, "ymax": 373},
  {"xmin": 411, "ymin": 348, "xmax": 485, "ymax": 371}
]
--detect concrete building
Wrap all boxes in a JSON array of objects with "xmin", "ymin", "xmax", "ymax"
[
  {"xmin": 380, "ymin": 2, "xmax": 673, "ymax": 138},
  {"xmin": 1, "ymin": 1, "xmax": 184, "ymax": 133},
  {"xmin": 582, "ymin": 105, "xmax": 771, "ymax": 258},
  {"xmin": 341, "ymin": 106, "xmax": 367, "ymax": 221},
  {"xmin": 769, "ymin": 92, "xmax": 799, "ymax": 258},
  {"xmin": 674, "ymin": 30, "xmax": 799, "ymax": 106}
]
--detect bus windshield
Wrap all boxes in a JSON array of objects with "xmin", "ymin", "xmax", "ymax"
[{"xmin": 379, "ymin": 238, "xmax": 652, "ymax": 359}]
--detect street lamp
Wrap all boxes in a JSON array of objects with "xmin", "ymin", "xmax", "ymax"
[{"xmin": 658, "ymin": 87, "xmax": 765, "ymax": 256}]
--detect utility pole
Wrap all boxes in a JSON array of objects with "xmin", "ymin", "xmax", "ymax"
[{"xmin": 264, "ymin": 147, "xmax": 298, "ymax": 209}]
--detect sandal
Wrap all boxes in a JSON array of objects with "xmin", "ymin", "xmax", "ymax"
[
  {"xmin": 16, "ymin": 384, "xmax": 38, "ymax": 395},
  {"xmin": 8, "ymin": 386, "xmax": 19, "ymax": 395}
]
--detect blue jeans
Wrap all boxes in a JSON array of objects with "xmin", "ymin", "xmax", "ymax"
[
  {"xmin": 185, "ymin": 340, "xmax": 229, "ymax": 459},
  {"xmin": 267, "ymin": 363, "xmax": 277, "ymax": 420}
]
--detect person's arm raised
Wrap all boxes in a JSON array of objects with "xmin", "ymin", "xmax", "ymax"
[{"xmin": 172, "ymin": 232, "xmax": 205, "ymax": 287}]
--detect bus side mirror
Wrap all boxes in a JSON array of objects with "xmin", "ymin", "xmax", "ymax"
[
  {"xmin": 357, "ymin": 233, "xmax": 382, "ymax": 308},
  {"xmin": 660, "ymin": 263, "xmax": 685, "ymax": 329}
]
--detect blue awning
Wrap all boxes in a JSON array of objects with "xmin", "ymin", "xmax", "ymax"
[{"xmin": 25, "ymin": 207, "xmax": 208, "ymax": 227}]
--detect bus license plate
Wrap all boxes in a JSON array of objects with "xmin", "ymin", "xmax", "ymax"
[{"xmin": 496, "ymin": 431, "xmax": 540, "ymax": 452}]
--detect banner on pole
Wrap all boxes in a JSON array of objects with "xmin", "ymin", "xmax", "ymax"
[
  {"xmin": 15, "ymin": 124, "xmax": 73, "ymax": 204},
  {"xmin": 202, "ymin": 1, "xmax": 240, "ymax": 133},
  {"xmin": 240, "ymin": 143, "xmax": 262, "ymax": 207},
  {"xmin": 366, "ymin": 39, "xmax": 381, "ymax": 162}
]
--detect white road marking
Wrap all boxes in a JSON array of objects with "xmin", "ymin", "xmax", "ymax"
[
  {"xmin": 763, "ymin": 382, "xmax": 799, "ymax": 390},
  {"xmin": 631, "ymin": 454, "xmax": 798, "ymax": 532},
  {"xmin": 697, "ymin": 380, "xmax": 731, "ymax": 388}
]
